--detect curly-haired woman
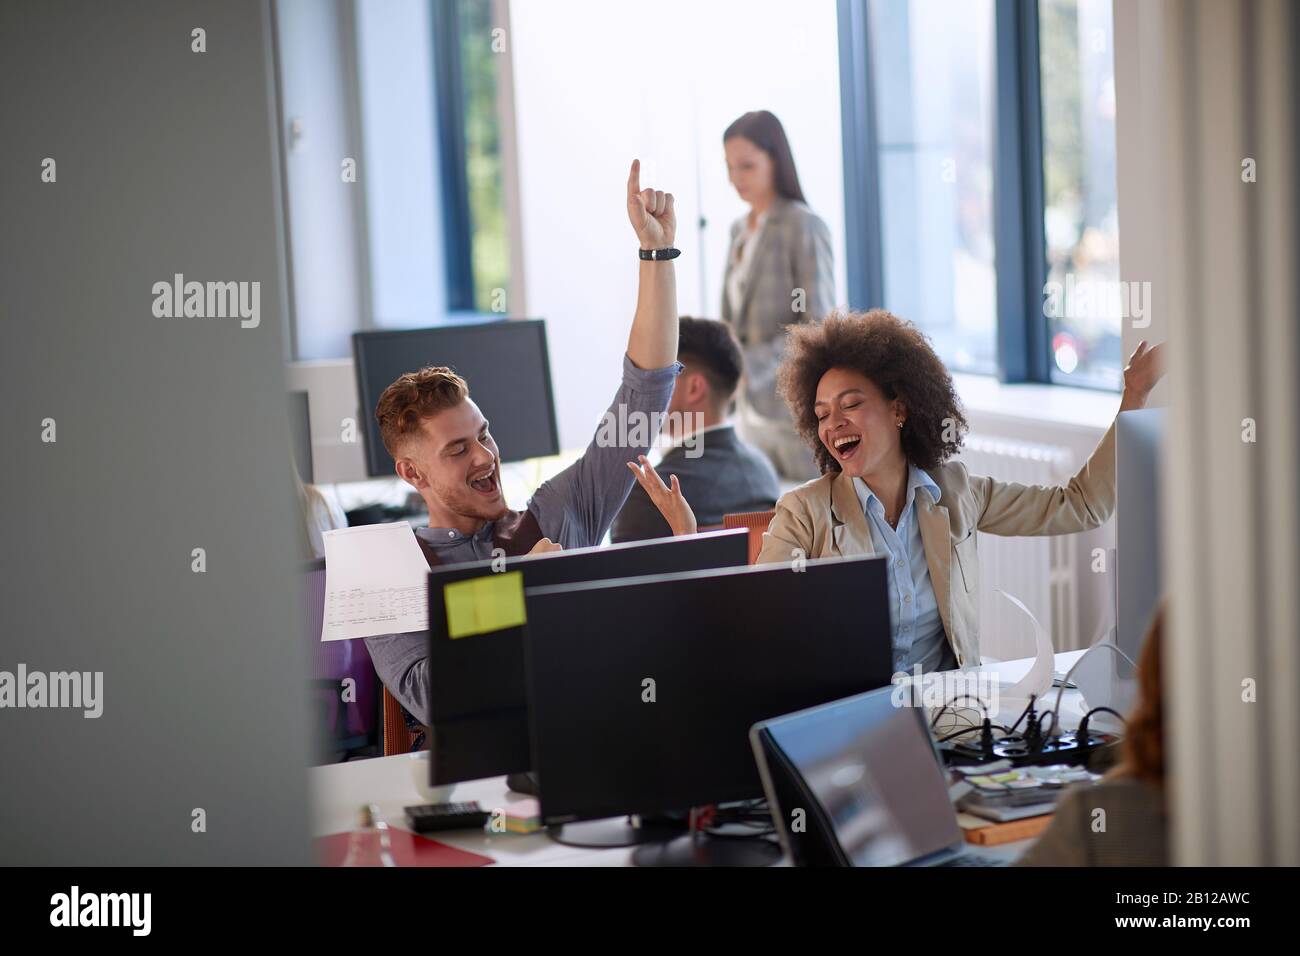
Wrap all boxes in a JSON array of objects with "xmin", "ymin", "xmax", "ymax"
[{"xmin": 629, "ymin": 309, "xmax": 1165, "ymax": 673}]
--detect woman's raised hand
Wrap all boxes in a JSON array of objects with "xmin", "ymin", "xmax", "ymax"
[
  {"xmin": 626, "ymin": 159, "xmax": 676, "ymax": 250},
  {"xmin": 626, "ymin": 455, "xmax": 697, "ymax": 536},
  {"xmin": 1121, "ymin": 340, "xmax": 1166, "ymax": 410}
]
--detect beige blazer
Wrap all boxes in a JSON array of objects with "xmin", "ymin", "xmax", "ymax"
[{"xmin": 756, "ymin": 423, "xmax": 1117, "ymax": 668}]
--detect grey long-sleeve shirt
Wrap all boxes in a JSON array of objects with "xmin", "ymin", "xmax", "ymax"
[{"xmin": 364, "ymin": 354, "xmax": 681, "ymax": 724}]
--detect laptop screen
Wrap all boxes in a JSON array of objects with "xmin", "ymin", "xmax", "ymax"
[{"xmin": 764, "ymin": 688, "xmax": 962, "ymax": 866}]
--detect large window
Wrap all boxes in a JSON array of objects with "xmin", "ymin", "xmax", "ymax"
[
  {"xmin": 840, "ymin": 0, "xmax": 1120, "ymax": 389},
  {"xmin": 434, "ymin": 0, "xmax": 510, "ymax": 314},
  {"xmin": 1040, "ymin": 0, "xmax": 1121, "ymax": 388},
  {"xmin": 868, "ymin": 0, "xmax": 998, "ymax": 374}
]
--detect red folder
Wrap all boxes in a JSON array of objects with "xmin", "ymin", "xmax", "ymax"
[{"xmin": 317, "ymin": 828, "xmax": 494, "ymax": 867}]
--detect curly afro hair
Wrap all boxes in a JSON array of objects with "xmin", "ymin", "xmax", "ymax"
[{"xmin": 776, "ymin": 309, "xmax": 968, "ymax": 474}]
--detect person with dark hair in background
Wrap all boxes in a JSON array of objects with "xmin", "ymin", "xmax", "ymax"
[
  {"xmin": 612, "ymin": 317, "xmax": 779, "ymax": 542},
  {"xmin": 1017, "ymin": 605, "xmax": 1170, "ymax": 866},
  {"xmin": 722, "ymin": 110, "xmax": 834, "ymax": 481}
]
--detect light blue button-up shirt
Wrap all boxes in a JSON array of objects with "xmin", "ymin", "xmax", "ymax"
[{"xmin": 853, "ymin": 466, "xmax": 956, "ymax": 674}]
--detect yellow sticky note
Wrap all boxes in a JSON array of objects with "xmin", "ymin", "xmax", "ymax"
[{"xmin": 444, "ymin": 571, "xmax": 527, "ymax": 639}]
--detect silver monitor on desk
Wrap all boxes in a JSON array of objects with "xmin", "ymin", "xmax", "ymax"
[{"xmin": 1116, "ymin": 408, "xmax": 1166, "ymax": 669}]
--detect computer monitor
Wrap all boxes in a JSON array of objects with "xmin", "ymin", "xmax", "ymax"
[
  {"xmin": 288, "ymin": 390, "xmax": 313, "ymax": 484},
  {"xmin": 523, "ymin": 556, "xmax": 892, "ymax": 827},
  {"xmin": 424, "ymin": 528, "xmax": 749, "ymax": 785},
  {"xmin": 1116, "ymin": 408, "xmax": 1165, "ymax": 667},
  {"xmin": 750, "ymin": 686, "xmax": 995, "ymax": 867},
  {"xmin": 351, "ymin": 319, "xmax": 559, "ymax": 478}
]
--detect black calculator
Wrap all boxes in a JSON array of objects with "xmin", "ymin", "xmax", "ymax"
[{"xmin": 404, "ymin": 802, "xmax": 491, "ymax": 833}]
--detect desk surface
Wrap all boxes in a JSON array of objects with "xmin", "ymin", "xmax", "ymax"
[{"xmin": 309, "ymin": 650, "xmax": 1091, "ymax": 866}]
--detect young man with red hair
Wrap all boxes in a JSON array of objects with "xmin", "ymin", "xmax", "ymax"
[{"xmin": 365, "ymin": 161, "xmax": 681, "ymax": 737}]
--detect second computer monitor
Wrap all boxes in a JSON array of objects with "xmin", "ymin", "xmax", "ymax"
[
  {"xmin": 351, "ymin": 319, "xmax": 559, "ymax": 478},
  {"xmin": 524, "ymin": 555, "xmax": 893, "ymax": 825},
  {"xmin": 425, "ymin": 528, "xmax": 750, "ymax": 784},
  {"xmin": 1116, "ymin": 408, "xmax": 1165, "ymax": 667}
]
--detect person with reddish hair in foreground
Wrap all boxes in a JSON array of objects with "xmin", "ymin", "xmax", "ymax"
[{"xmin": 1017, "ymin": 605, "xmax": 1170, "ymax": 866}]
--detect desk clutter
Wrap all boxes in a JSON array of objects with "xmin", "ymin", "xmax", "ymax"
[
  {"xmin": 954, "ymin": 763, "xmax": 1103, "ymax": 823},
  {"xmin": 308, "ymin": 528, "xmax": 1127, "ymax": 866},
  {"xmin": 932, "ymin": 694, "xmax": 1122, "ymax": 770}
]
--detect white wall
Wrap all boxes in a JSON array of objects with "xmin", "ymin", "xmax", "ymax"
[
  {"xmin": 285, "ymin": 358, "xmax": 369, "ymax": 484},
  {"xmin": 1112, "ymin": 0, "xmax": 1170, "ymax": 406},
  {"xmin": 957, "ymin": 394, "xmax": 1116, "ymax": 655},
  {"xmin": 356, "ymin": 0, "xmax": 449, "ymax": 327},
  {"xmin": 275, "ymin": 0, "xmax": 370, "ymax": 359},
  {"xmin": 277, "ymin": 0, "xmax": 455, "ymax": 360},
  {"xmin": 510, "ymin": 0, "xmax": 847, "ymax": 449}
]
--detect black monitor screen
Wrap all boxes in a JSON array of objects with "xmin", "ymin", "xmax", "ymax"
[
  {"xmin": 352, "ymin": 319, "xmax": 558, "ymax": 477},
  {"xmin": 524, "ymin": 556, "xmax": 892, "ymax": 824},
  {"xmin": 424, "ymin": 528, "xmax": 749, "ymax": 785}
]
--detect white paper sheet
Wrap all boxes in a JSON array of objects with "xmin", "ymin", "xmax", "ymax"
[
  {"xmin": 993, "ymin": 589, "xmax": 1055, "ymax": 703},
  {"xmin": 320, "ymin": 523, "xmax": 429, "ymax": 642}
]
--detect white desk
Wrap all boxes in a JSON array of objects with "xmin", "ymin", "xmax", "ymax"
[
  {"xmin": 310, "ymin": 649, "xmax": 1096, "ymax": 866},
  {"xmin": 310, "ymin": 752, "xmax": 627, "ymax": 866},
  {"xmin": 948, "ymin": 648, "xmax": 1090, "ymax": 726}
]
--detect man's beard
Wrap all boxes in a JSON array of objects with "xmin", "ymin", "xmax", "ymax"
[
  {"xmin": 432, "ymin": 480, "xmax": 510, "ymax": 524},
  {"xmin": 466, "ymin": 495, "xmax": 511, "ymax": 522}
]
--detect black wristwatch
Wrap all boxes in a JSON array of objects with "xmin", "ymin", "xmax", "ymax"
[{"xmin": 638, "ymin": 247, "xmax": 681, "ymax": 261}]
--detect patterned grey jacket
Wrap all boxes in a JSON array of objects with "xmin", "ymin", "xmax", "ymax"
[{"xmin": 720, "ymin": 196, "xmax": 834, "ymax": 420}]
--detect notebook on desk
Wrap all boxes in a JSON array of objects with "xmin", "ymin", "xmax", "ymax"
[{"xmin": 958, "ymin": 812, "xmax": 1053, "ymax": 846}]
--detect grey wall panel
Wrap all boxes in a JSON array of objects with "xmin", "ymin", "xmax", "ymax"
[{"xmin": 0, "ymin": 0, "xmax": 311, "ymax": 864}]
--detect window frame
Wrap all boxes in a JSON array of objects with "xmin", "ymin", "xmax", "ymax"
[
  {"xmin": 836, "ymin": 0, "xmax": 886, "ymax": 317},
  {"xmin": 431, "ymin": 0, "xmax": 477, "ymax": 313},
  {"xmin": 994, "ymin": 0, "xmax": 1050, "ymax": 383}
]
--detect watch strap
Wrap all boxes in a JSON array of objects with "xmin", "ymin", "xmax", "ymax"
[{"xmin": 638, "ymin": 247, "xmax": 681, "ymax": 261}]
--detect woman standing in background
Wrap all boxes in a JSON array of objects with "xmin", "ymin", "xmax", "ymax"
[{"xmin": 722, "ymin": 110, "xmax": 834, "ymax": 481}]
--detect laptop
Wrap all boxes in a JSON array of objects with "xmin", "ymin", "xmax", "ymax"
[{"xmin": 750, "ymin": 686, "xmax": 1008, "ymax": 867}]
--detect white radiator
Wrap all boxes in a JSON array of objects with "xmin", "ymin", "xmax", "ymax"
[{"xmin": 954, "ymin": 435, "xmax": 1078, "ymax": 661}]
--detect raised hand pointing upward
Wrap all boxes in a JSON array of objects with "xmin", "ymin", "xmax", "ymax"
[{"xmin": 627, "ymin": 159, "xmax": 676, "ymax": 250}]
